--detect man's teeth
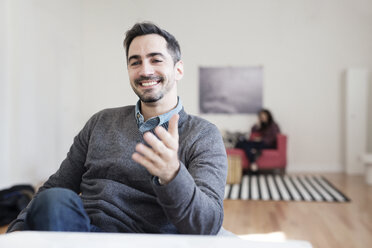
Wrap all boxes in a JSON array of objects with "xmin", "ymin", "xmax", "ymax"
[{"xmin": 141, "ymin": 81, "xmax": 158, "ymax": 87}]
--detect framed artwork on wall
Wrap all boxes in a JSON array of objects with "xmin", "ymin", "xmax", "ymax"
[{"xmin": 199, "ymin": 66, "xmax": 263, "ymax": 114}]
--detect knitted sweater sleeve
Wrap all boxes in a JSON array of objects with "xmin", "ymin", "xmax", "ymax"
[
  {"xmin": 6, "ymin": 114, "xmax": 98, "ymax": 232},
  {"xmin": 261, "ymin": 123, "xmax": 280, "ymax": 147},
  {"xmin": 151, "ymin": 122, "xmax": 228, "ymax": 235}
]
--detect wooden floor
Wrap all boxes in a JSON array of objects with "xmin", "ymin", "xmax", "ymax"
[
  {"xmin": 1, "ymin": 173, "xmax": 371, "ymax": 248},
  {"xmin": 223, "ymin": 173, "xmax": 372, "ymax": 248}
]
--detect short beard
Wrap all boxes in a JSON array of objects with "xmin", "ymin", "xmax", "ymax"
[
  {"xmin": 138, "ymin": 92, "xmax": 164, "ymax": 103},
  {"xmin": 132, "ymin": 82, "xmax": 165, "ymax": 104},
  {"xmin": 131, "ymin": 75, "xmax": 176, "ymax": 104},
  {"xmin": 133, "ymin": 75, "xmax": 165, "ymax": 103}
]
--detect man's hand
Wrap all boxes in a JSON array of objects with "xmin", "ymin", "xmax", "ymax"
[{"xmin": 132, "ymin": 114, "xmax": 180, "ymax": 185}]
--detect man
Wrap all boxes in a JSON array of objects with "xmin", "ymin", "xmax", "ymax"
[{"xmin": 7, "ymin": 22, "xmax": 227, "ymax": 235}]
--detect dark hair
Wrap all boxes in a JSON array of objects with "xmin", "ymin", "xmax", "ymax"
[
  {"xmin": 258, "ymin": 109, "xmax": 275, "ymax": 130},
  {"xmin": 124, "ymin": 22, "xmax": 181, "ymax": 64}
]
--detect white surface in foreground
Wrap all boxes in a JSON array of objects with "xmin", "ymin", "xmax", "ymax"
[{"xmin": 0, "ymin": 231, "xmax": 312, "ymax": 248}]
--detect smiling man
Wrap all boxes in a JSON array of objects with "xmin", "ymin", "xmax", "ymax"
[{"xmin": 7, "ymin": 22, "xmax": 228, "ymax": 235}]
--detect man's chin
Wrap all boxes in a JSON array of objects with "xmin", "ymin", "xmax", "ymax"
[
  {"xmin": 141, "ymin": 98, "xmax": 159, "ymax": 103},
  {"xmin": 139, "ymin": 94, "xmax": 163, "ymax": 103}
]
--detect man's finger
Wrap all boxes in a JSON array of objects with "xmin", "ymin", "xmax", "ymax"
[
  {"xmin": 143, "ymin": 132, "xmax": 169, "ymax": 156},
  {"xmin": 132, "ymin": 152, "xmax": 154, "ymax": 170},
  {"xmin": 135, "ymin": 143, "xmax": 164, "ymax": 166},
  {"xmin": 154, "ymin": 126, "xmax": 178, "ymax": 150},
  {"xmin": 168, "ymin": 114, "xmax": 179, "ymax": 139}
]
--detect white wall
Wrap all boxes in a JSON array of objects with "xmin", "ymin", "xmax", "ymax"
[
  {"xmin": 368, "ymin": 79, "xmax": 372, "ymax": 153},
  {"xmin": 0, "ymin": 0, "xmax": 11, "ymax": 188},
  {"xmin": 344, "ymin": 69, "xmax": 369, "ymax": 174},
  {"xmin": 2, "ymin": 0, "xmax": 372, "ymax": 187},
  {"xmin": 1, "ymin": 0, "xmax": 83, "ymax": 187}
]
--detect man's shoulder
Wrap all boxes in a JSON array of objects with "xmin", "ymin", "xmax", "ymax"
[
  {"xmin": 93, "ymin": 105, "xmax": 135, "ymax": 119},
  {"xmin": 184, "ymin": 114, "xmax": 212, "ymax": 127},
  {"xmin": 83, "ymin": 106, "xmax": 135, "ymax": 129},
  {"xmin": 180, "ymin": 111, "xmax": 219, "ymax": 135}
]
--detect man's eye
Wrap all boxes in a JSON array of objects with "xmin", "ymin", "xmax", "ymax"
[
  {"xmin": 130, "ymin": 61, "xmax": 140, "ymax": 66},
  {"xmin": 152, "ymin": 59, "xmax": 162, "ymax": 63}
]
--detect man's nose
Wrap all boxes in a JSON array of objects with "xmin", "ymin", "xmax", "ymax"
[{"xmin": 139, "ymin": 61, "xmax": 155, "ymax": 76}]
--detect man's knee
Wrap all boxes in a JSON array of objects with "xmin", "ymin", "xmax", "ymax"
[
  {"xmin": 32, "ymin": 188, "xmax": 79, "ymax": 208},
  {"xmin": 28, "ymin": 187, "xmax": 82, "ymax": 219},
  {"xmin": 26, "ymin": 187, "xmax": 89, "ymax": 231}
]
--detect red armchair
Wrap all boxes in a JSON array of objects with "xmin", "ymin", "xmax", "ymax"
[{"xmin": 226, "ymin": 134, "xmax": 287, "ymax": 172}]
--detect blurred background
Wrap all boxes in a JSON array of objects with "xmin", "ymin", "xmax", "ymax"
[{"xmin": 1, "ymin": 0, "xmax": 372, "ymax": 188}]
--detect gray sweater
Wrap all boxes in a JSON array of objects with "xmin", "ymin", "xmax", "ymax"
[{"xmin": 8, "ymin": 106, "xmax": 228, "ymax": 234}]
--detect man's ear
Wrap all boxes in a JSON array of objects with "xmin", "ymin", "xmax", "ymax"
[{"xmin": 174, "ymin": 60, "xmax": 184, "ymax": 81}]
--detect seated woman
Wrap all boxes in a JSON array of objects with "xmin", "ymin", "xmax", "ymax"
[{"xmin": 235, "ymin": 109, "xmax": 280, "ymax": 171}]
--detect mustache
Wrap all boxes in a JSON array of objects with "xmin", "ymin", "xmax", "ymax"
[{"xmin": 134, "ymin": 76, "xmax": 164, "ymax": 85}]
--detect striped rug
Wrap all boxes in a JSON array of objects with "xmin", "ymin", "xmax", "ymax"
[{"xmin": 224, "ymin": 174, "xmax": 350, "ymax": 202}]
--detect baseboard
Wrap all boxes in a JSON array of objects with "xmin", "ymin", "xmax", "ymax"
[{"xmin": 286, "ymin": 164, "xmax": 345, "ymax": 173}]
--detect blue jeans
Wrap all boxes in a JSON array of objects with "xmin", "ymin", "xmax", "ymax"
[
  {"xmin": 236, "ymin": 140, "xmax": 273, "ymax": 163},
  {"xmin": 24, "ymin": 188, "xmax": 101, "ymax": 232}
]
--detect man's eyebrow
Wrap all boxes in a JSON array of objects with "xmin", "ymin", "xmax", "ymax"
[
  {"xmin": 128, "ymin": 55, "xmax": 141, "ymax": 63},
  {"xmin": 147, "ymin": 52, "xmax": 166, "ymax": 59},
  {"xmin": 128, "ymin": 53, "xmax": 166, "ymax": 63}
]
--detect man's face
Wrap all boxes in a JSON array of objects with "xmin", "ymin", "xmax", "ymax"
[{"xmin": 127, "ymin": 34, "xmax": 182, "ymax": 104}]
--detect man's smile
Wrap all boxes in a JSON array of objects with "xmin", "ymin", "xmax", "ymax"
[
  {"xmin": 139, "ymin": 80, "xmax": 161, "ymax": 88},
  {"xmin": 135, "ymin": 76, "xmax": 163, "ymax": 89}
]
